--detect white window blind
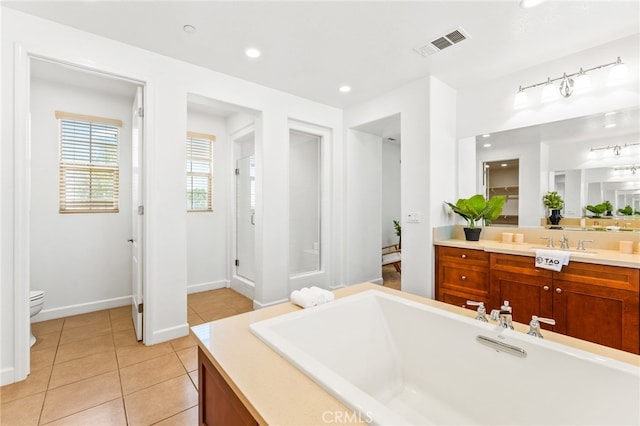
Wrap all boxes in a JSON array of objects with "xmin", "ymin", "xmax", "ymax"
[
  {"xmin": 186, "ymin": 131, "xmax": 215, "ymax": 211},
  {"xmin": 56, "ymin": 111, "xmax": 122, "ymax": 213}
]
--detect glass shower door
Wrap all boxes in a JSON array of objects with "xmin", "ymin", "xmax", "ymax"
[{"xmin": 236, "ymin": 155, "xmax": 255, "ymax": 281}]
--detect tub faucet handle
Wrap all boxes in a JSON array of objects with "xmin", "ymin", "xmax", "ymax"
[
  {"xmin": 490, "ymin": 301, "xmax": 514, "ymax": 329},
  {"xmin": 466, "ymin": 300, "xmax": 488, "ymax": 322},
  {"xmin": 527, "ymin": 315, "xmax": 556, "ymax": 338}
]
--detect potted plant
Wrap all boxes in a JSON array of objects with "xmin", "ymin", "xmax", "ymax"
[
  {"xmin": 617, "ymin": 205, "xmax": 633, "ymax": 216},
  {"xmin": 446, "ymin": 194, "xmax": 506, "ymax": 241},
  {"xmin": 585, "ymin": 203, "xmax": 607, "ymax": 218},
  {"xmin": 393, "ymin": 219, "xmax": 401, "ymax": 249},
  {"xmin": 543, "ymin": 191, "xmax": 564, "ymax": 226},
  {"xmin": 603, "ymin": 200, "xmax": 613, "ymax": 216}
]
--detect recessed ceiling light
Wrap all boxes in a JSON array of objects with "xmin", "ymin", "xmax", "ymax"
[
  {"xmin": 482, "ymin": 134, "xmax": 491, "ymax": 138},
  {"xmin": 483, "ymin": 143, "xmax": 492, "ymax": 148},
  {"xmin": 605, "ymin": 111, "xmax": 618, "ymax": 116},
  {"xmin": 520, "ymin": 0, "xmax": 546, "ymax": 8},
  {"xmin": 501, "ymin": 163, "xmax": 508, "ymax": 167},
  {"xmin": 603, "ymin": 123, "xmax": 617, "ymax": 128},
  {"xmin": 339, "ymin": 85, "xmax": 351, "ymax": 93},
  {"xmin": 245, "ymin": 48, "xmax": 261, "ymax": 58},
  {"xmin": 183, "ymin": 24, "xmax": 197, "ymax": 34}
]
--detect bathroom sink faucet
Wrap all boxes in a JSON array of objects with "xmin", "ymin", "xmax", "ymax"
[
  {"xmin": 540, "ymin": 237, "xmax": 554, "ymax": 248},
  {"xmin": 577, "ymin": 239, "xmax": 594, "ymax": 251},
  {"xmin": 559, "ymin": 234, "xmax": 569, "ymax": 250},
  {"xmin": 490, "ymin": 301, "xmax": 514, "ymax": 330}
]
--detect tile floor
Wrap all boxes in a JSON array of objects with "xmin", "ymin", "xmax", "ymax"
[
  {"xmin": 1, "ymin": 277, "xmax": 401, "ymax": 426},
  {"xmin": 0, "ymin": 288, "xmax": 252, "ymax": 426}
]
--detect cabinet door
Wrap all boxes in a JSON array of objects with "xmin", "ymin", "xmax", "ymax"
[
  {"xmin": 491, "ymin": 270, "xmax": 553, "ymax": 327},
  {"xmin": 553, "ymin": 279, "xmax": 639, "ymax": 354}
]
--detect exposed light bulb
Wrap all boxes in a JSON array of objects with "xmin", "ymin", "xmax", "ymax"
[{"xmin": 513, "ymin": 86, "xmax": 528, "ymax": 109}]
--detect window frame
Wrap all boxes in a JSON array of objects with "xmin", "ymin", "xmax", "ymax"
[
  {"xmin": 186, "ymin": 131, "xmax": 215, "ymax": 212},
  {"xmin": 56, "ymin": 111, "xmax": 122, "ymax": 214}
]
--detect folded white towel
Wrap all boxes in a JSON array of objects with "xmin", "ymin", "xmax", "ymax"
[
  {"xmin": 290, "ymin": 286, "xmax": 335, "ymax": 308},
  {"xmin": 534, "ymin": 249, "xmax": 570, "ymax": 272},
  {"xmin": 290, "ymin": 289, "xmax": 318, "ymax": 308}
]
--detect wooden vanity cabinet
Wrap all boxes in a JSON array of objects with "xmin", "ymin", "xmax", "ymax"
[
  {"xmin": 199, "ymin": 348, "xmax": 258, "ymax": 426},
  {"xmin": 490, "ymin": 253, "xmax": 640, "ymax": 354},
  {"xmin": 435, "ymin": 246, "xmax": 490, "ymax": 310}
]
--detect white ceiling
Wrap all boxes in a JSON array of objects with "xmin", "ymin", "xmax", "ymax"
[{"xmin": 4, "ymin": 1, "xmax": 639, "ymax": 108}]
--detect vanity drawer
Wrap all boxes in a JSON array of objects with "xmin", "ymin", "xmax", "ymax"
[
  {"xmin": 437, "ymin": 246, "xmax": 488, "ymax": 267},
  {"xmin": 555, "ymin": 262, "xmax": 639, "ymax": 292},
  {"xmin": 490, "ymin": 253, "xmax": 553, "ymax": 278},
  {"xmin": 441, "ymin": 266, "xmax": 489, "ymax": 293}
]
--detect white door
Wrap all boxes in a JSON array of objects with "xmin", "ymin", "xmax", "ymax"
[
  {"xmin": 131, "ymin": 86, "xmax": 144, "ymax": 341},
  {"xmin": 236, "ymin": 156, "xmax": 255, "ymax": 281}
]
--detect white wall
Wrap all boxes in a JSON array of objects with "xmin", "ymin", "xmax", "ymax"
[
  {"xmin": 186, "ymin": 109, "xmax": 229, "ymax": 293},
  {"xmin": 381, "ymin": 140, "xmax": 400, "ymax": 247},
  {"xmin": 29, "ymin": 76, "xmax": 134, "ymax": 320},
  {"xmin": 2, "ymin": 8, "xmax": 343, "ymax": 384}
]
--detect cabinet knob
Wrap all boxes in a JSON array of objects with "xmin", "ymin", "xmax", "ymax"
[
  {"xmin": 543, "ymin": 285, "xmax": 550, "ymax": 291},
  {"xmin": 461, "ymin": 275, "xmax": 467, "ymax": 280},
  {"xmin": 556, "ymin": 288, "xmax": 562, "ymax": 294},
  {"xmin": 461, "ymin": 304, "xmax": 466, "ymax": 308},
  {"xmin": 461, "ymin": 254, "xmax": 467, "ymax": 259}
]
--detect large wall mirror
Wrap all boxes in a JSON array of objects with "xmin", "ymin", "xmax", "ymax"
[{"xmin": 475, "ymin": 106, "xmax": 640, "ymax": 228}]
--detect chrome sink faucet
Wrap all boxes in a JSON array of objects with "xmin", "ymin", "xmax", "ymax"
[
  {"xmin": 540, "ymin": 237, "xmax": 554, "ymax": 248},
  {"xmin": 559, "ymin": 233, "xmax": 569, "ymax": 250},
  {"xmin": 490, "ymin": 301, "xmax": 514, "ymax": 329}
]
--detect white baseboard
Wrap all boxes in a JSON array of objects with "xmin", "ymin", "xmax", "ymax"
[
  {"xmin": 146, "ymin": 323, "xmax": 190, "ymax": 345},
  {"xmin": 33, "ymin": 296, "xmax": 132, "ymax": 322},
  {"xmin": 230, "ymin": 277, "xmax": 254, "ymax": 300},
  {"xmin": 1, "ymin": 367, "xmax": 17, "ymax": 386},
  {"xmin": 187, "ymin": 280, "xmax": 228, "ymax": 295},
  {"xmin": 327, "ymin": 284, "xmax": 346, "ymax": 291},
  {"xmin": 253, "ymin": 297, "xmax": 288, "ymax": 310}
]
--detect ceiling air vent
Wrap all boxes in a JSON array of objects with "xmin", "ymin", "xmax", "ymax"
[{"xmin": 413, "ymin": 27, "xmax": 470, "ymax": 57}]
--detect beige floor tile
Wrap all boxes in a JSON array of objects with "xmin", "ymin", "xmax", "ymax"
[
  {"xmin": 0, "ymin": 391, "xmax": 45, "ymax": 426},
  {"xmin": 32, "ymin": 318, "xmax": 64, "ymax": 337},
  {"xmin": 30, "ymin": 346, "xmax": 57, "ymax": 370},
  {"xmin": 154, "ymin": 405, "xmax": 198, "ymax": 426},
  {"xmin": 170, "ymin": 334, "xmax": 197, "ymax": 352},
  {"xmin": 124, "ymin": 375, "xmax": 197, "ymax": 426},
  {"xmin": 176, "ymin": 346, "xmax": 198, "ymax": 372},
  {"xmin": 110, "ymin": 315, "xmax": 134, "ymax": 333},
  {"xmin": 115, "ymin": 341, "xmax": 173, "ymax": 368},
  {"xmin": 59, "ymin": 322, "xmax": 112, "ymax": 345},
  {"xmin": 40, "ymin": 370, "xmax": 122, "ymax": 424},
  {"xmin": 54, "ymin": 334, "xmax": 114, "ymax": 364},
  {"xmin": 62, "ymin": 310, "xmax": 110, "ymax": 330},
  {"xmin": 188, "ymin": 370, "xmax": 198, "ymax": 390},
  {"xmin": 49, "ymin": 351, "xmax": 118, "ymax": 389},
  {"xmin": 31, "ymin": 330, "xmax": 61, "ymax": 351},
  {"xmin": 42, "ymin": 398, "xmax": 126, "ymax": 426},
  {"xmin": 0, "ymin": 365, "xmax": 51, "ymax": 403},
  {"xmin": 113, "ymin": 328, "xmax": 139, "ymax": 348},
  {"xmin": 120, "ymin": 352, "xmax": 185, "ymax": 395},
  {"xmin": 198, "ymin": 307, "xmax": 240, "ymax": 323},
  {"xmin": 108, "ymin": 305, "xmax": 131, "ymax": 320},
  {"xmin": 187, "ymin": 311, "xmax": 205, "ymax": 327}
]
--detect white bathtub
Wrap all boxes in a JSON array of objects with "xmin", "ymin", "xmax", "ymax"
[{"xmin": 249, "ymin": 290, "xmax": 640, "ymax": 425}]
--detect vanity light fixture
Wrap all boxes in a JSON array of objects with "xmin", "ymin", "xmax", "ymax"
[
  {"xmin": 513, "ymin": 57, "xmax": 627, "ymax": 108},
  {"xmin": 590, "ymin": 142, "xmax": 640, "ymax": 156},
  {"xmin": 614, "ymin": 165, "xmax": 638, "ymax": 174}
]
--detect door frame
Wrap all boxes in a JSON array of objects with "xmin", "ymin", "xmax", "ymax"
[{"xmin": 11, "ymin": 45, "xmax": 151, "ymax": 382}]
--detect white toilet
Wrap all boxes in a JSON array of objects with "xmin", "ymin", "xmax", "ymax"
[{"xmin": 29, "ymin": 290, "xmax": 45, "ymax": 347}]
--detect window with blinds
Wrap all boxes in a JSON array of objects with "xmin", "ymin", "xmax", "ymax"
[
  {"xmin": 186, "ymin": 132, "xmax": 215, "ymax": 211},
  {"xmin": 56, "ymin": 111, "xmax": 122, "ymax": 213}
]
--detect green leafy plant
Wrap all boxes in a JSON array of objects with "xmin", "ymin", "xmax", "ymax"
[
  {"xmin": 618, "ymin": 205, "xmax": 633, "ymax": 216},
  {"xmin": 585, "ymin": 203, "xmax": 607, "ymax": 218},
  {"xmin": 446, "ymin": 194, "xmax": 506, "ymax": 229},
  {"xmin": 543, "ymin": 191, "xmax": 564, "ymax": 210},
  {"xmin": 603, "ymin": 200, "xmax": 613, "ymax": 215},
  {"xmin": 393, "ymin": 220, "xmax": 401, "ymax": 238}
]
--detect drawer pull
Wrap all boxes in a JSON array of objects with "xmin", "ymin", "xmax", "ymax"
[
  {"xmin": 461, "ymin": 275, "xmax": 467, "ymax": 280},
  {"xmin": 543, "ymin": 286, "xmax": 549, "ymax": 291},
  {"xmin": 556, "ymin": 288, "xmax": 562, "ymax": 294},
  {"xmin": 461, "ymin": 254, "xmax": 467, "ymax": 259}
]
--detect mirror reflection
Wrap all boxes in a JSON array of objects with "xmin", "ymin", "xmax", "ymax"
[{"xmin": 476, "ymin": 106, "xmax": 640, "ymax": 229}]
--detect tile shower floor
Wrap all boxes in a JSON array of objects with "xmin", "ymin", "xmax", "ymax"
[{"xmin": 0, "ymin": 288, "xmax": 253, "ymax": 425}]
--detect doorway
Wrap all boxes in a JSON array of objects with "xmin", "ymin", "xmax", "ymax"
[
  {"xmin": 483, "ymin": 159, "xmax": 519, "ymax": 226},
  {"xmin": 233, "ymin": 128, "xmax": 256, "ymax": 287}
]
